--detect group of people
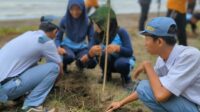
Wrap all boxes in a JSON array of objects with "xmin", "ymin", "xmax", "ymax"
[
  {"xmin": 55, "ymin": 0, "xmax": 135, "ymax": 87},
  {"xmin": 0, "ymin": 0, "xmax": 135, "ymax": 111},
  {"xmin": 0, "ymin": 0, "xmax": 200, "ymax": 112}
]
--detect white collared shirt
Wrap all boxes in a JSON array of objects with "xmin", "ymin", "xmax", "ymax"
[
  {"xmin": 0, "ymin": 30, "xmax": 61, "ymax": 82},
  {"xmin": 154, "ymin": 44, "xmax": 200, "ymax": 105}
]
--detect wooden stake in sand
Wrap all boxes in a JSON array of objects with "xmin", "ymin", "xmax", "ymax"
[{"xmin": 102, "ymin": 0, "xmax": 111, "ymax": 93}]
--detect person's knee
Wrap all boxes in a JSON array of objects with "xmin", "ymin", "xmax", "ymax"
[
  {"xmin": 63, "ymin": 55, "xmax": 75, "ymax": 64},
  {"xmin": 136, "ymin": 80, "xmax": 155, "ymax": 102},
  {"xmin": 117, "ymin": 62, "xmax": 129, "ymax": 68},
  {"xmin": 114, "ymin": 60, "xmax": 129, "ymax": 73},
  {"xmin": 46, "ymin": 63, "xmax": 60, "ymax": 75}
]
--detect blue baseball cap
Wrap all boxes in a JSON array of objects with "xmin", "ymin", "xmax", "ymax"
[{"xmin": 140, "ymin": 17, "xmax": 177, "ymax": 37}]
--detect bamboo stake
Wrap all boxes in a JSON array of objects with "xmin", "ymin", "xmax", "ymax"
[{"xmin": 102, "ymin": 0, "xmax": 111, "ymax": 93}]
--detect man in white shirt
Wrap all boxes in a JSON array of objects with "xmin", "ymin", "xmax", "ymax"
[
  {"xmin": 106, "ymin": 17, "xmax": 200, "ymax": 112},
  {"xmin": 0, "ymin": 16, "xmax": 63, "ymax": 111}
]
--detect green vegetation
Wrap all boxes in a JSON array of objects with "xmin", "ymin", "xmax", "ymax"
[{"xmin": 0, "ymin": 26, "xmax": 37, "ymax": 37}]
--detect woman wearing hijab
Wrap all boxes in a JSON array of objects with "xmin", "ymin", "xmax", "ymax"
[
  {"xmin": 55, "ymin": 0, "xmax": 97, "ymax": 73},
  {"xmin": 88, "ymin": 6, "xmax": 136, "ymax": 89}
]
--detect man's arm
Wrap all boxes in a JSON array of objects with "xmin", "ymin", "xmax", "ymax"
[
  {"xmin": 106, "ymin": 91, "xmax": 139, "ymax": 112},
  {"xmin": 136, "ymin": 61, "xmax": 172, "ymax": 102},
  {"xmin": 106, "ymin": 60, "xmax": 172, "ymax": 112},
  {"xmin": 42, "ymin": 41, "xmax": 64, "ymax": 81},
  {"xmin": 117, "ymin": 28, "xmax": 133, "ymax": 57}
]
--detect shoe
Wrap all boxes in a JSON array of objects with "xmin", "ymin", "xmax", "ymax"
[
  {"xmin": 121, "ymin": 74, "xmax": 133, "ymax": 91},
  {"xmin": 123, "ymin": 80, "xmax": 140, "ymax": 91},
  {"xmin": 123, "ymin": 81, "xmax": 134, "ymax": 91},
  {"xmin": 75, "ymin": 59, "xmax": 85, "ymax": 72},
  {"xmin": 22, "ymin": 106, "xmax": 55, "ymax": 112}
]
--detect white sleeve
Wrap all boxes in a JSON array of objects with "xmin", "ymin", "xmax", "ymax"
[
  {"xmin": 160, "ymin": 53, "xmax": 200, "ymax": 96},
  {"xmin": 42, "ymin": 40, "xmax": 62, "ymax": 64}
]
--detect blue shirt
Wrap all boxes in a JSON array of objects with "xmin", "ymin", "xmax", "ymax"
[{"xmin": 0, "ymin": 30, "xmax": 61, "ymax": 82}]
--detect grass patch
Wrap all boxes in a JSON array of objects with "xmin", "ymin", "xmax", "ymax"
[{"xmin": 0, "ymin": 26, "xmax": 38, "ymax": 37}]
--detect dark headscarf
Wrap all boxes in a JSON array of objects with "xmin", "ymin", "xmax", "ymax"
[
  {"xmin": 65, "ymin": 0, "xmax": 89, "ymax": 42},
  {"xmin": 90, "ymin": 6, "xmax": 119, "ymax": 44}
]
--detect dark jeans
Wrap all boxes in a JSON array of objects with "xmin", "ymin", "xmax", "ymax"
[
  {"xmin": 99, "ymin": 54, "xmax": 134, "ymax": 83},
  {"xmin": 139, "ymin": 1, "xmax": 151, "ymax": 31},
  {"xmin": 62, "ymin": 46, "xmax": 97, "ymax": 71},
  {"xmin": 167, "ymin": 10, "xmax": 187, "ymax": 46}
]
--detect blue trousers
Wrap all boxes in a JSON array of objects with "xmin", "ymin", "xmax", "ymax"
[
  {"xmin": 0, "ymin": 63, "xmax": 59, "ymax": 107},
  {"xmin": 99, "ymin": 54, "xmax": 135, "ymax": 83},
  {"xmin": 63, "ymin": 46, "xmax": 97, "ymax": 69},
  {"xmin": 136, "ymin": 80, "xmax": 199, "ymax": 112}
]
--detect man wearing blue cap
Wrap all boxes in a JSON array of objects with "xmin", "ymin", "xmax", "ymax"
[
  {"xmin": 106, "ymin": 17, "xmax": 200, "ymax": 112},
  {"xmin": 0, "ymin": 16, "xmax": 63, "ymax": 111}
]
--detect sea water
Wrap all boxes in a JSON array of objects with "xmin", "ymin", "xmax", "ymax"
[{"xmin": 0, "ymin": 0, "xmax": 199, "ymax": 21}]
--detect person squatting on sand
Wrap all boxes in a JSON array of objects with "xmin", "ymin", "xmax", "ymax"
[
  {"xmin": 55, "ymin": 0, "xmax": 97, "ymax": 73},
  {"xmin": 88, "ymin": 6, "xmax": 136, "ymax": 89},
  {"xmin": 106, "ymin": 17, "xmax": 200, "ymax": 112},
  {"xmin": 0, "ymin": 16, "xmax": 63, "ymax": 112}
]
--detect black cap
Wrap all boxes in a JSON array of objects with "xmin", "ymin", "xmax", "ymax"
[{"xmin": 40, "ymin": 15, "xmax": 64, "ymax": 32}]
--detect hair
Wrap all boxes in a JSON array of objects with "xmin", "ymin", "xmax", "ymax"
[
  {"xmin": 39, "ymin": 22, "xmax": 58, "ymax": 32},
  {"xmin": 148, "ymin": 24, "xmax": 177, "ymax": 46},
  {"xmin": 152, "ymin": 35, "xmax": 177, "ymax": 46}
]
